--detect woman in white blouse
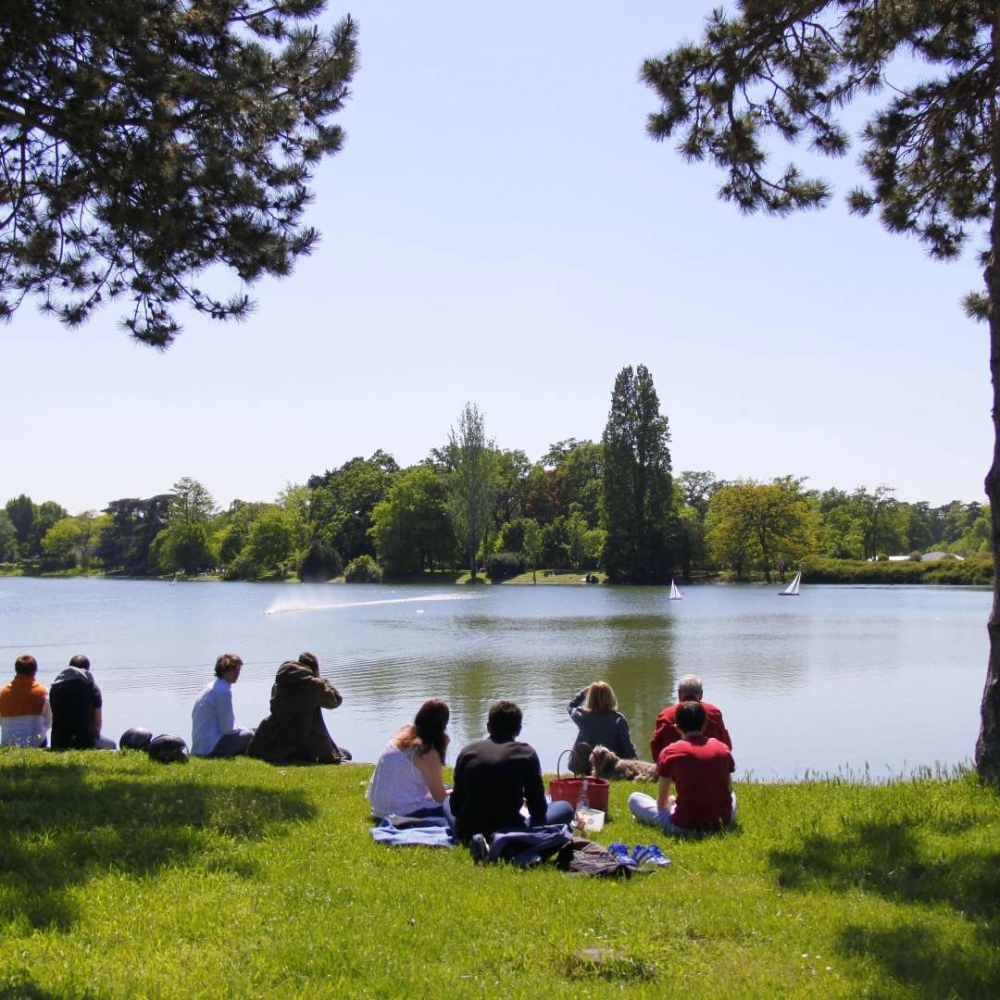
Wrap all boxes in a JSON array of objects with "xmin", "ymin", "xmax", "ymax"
[{"xmin": 367, "ymin": 700, "xmax": 451, "ymax": 820}]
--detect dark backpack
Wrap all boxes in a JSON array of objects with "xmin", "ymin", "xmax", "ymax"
[
  {"xmin": 119, "ymin": 728, "xmax": 153, "ymax": 751},
  {"xmin": 146, "ymin": 734, "xmax": 190, "ymax": 764}
]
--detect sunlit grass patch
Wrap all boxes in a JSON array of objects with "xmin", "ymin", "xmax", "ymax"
[{"xmin": 1, "ymin": 752, "xmax": 998, "ymax": 998}]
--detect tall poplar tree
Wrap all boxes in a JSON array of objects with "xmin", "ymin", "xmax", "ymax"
[
  {"xmin": 641, "ymin": 1, "xmax": 1000, "ymax": 781},
  {"xmin": 447, "ymin": 403, "xmax": 495, "ymax": 581},
  {"xmin": 602, "ymin": 364, "xmax": 676, "ymax": 583}
]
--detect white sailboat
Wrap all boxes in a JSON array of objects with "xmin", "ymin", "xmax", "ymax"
[
  {"xmin": 669, "ymin": 579, "xmax": 683, "ymax": 600},
  {"xmin": 779, "ymin": 571, "xmax": 801, "ymax": 596}
]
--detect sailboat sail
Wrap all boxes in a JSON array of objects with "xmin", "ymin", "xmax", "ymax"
[
  {"xmin": 669, "ymin": 579, "xmax": 683, "ymax": 600},
  {"xmin": 780, "ymin": 571, "xmax": 801, "ymax": 596}
]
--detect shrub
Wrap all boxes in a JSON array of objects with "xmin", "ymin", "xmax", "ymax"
[
  {"xmin": 486, "ymin": 551, "xmax": 525, "ymax": 582},
  {"xmin": 803, "ymin": 557, "xmax": 993, "ymax": 586},
  {"xmin": 344, "ymin": 554, "xmax": 382, "ymax": 583}
]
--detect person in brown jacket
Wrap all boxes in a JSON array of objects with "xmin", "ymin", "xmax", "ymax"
[{"xmin": 247, "ymin": 652, "xmax": 348, "ymax": 764}]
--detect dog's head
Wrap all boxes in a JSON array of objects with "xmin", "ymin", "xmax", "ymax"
[{"xmin": 589, "ymin": 744, "xmax": 618, "ymax": 780}]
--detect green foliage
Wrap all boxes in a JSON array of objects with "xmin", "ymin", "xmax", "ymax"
[
  {"xmin": 370, "ymin": 464, "xmax": 455, "ymax": 578},
  {"xmin": 0, "ymin": 511, "xmax": 16, "ymax": 562},
  {"xmin": 343, "ymin": 553, "xmax": 382, "ymax": 583},
  {"xmin": 168, "ymin": 477, "xmax": 215, "ymax": 525},
  {"xmin": 0, "ymin": 0, "xmax": 358, "ymax": 346},
  {"xmin": 602, "ymin": 364, "xmax": 677, "ymax": 583},
  {"xmin": 446, "ymin": 403, "xmax": 496, "ymax": 580},
  {"xmin": 307, "ymin": 451, "xmax": 399, "ymax": 569},
  {"xmin": 297, "ymin": 536, "xmax": 343, "ymax": 583},
  {"xmin": 244, "ymin": 506, "xmax": 295, "ymax": 578},
  {"xmin": 150, "ymin": 519, "xmax": 216, "ymax": 575},
  {"xmin": 486, "ymin": 551, "xmax": 525, "ymax": 582},
  {"xmin": 1, "ymin": 753, "xmax": 1000, "ymax": 998},
  {"xmin": 97, "ymin": 495, "xmax": 172, "ymax": 574},
  {"xmin": 805, "ymin": 557, "xmax": 993, "ymax": 586},
  {"xmin": 40, "ymin": 516, "xmax": 83, "ymax": 568},
  {"xmin": 707, "ymin": 478, "xmax": 818, "ymax": 582}
]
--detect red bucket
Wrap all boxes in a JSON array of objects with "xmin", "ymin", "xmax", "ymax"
[{"xmin": 549, "ymin": 750, "xmax": 610, "ymax": 813}]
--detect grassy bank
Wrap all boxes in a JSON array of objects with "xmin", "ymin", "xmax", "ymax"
[{"xmin": 1, "ymin": 752, "xmax": 998, "ymax": 999}]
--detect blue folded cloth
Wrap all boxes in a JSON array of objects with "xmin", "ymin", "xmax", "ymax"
[{"xmin": 370, "ymin": 818, "xmax": 455, "ymax": 848}]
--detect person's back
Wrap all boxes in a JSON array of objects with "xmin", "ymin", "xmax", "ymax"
[
  {"xmin": 630, "ymin": 699, "xmax": 736, "ymax": 835},
  {"xmin": 0, "ymin": 654, "xmax": 52, "ymax": 747},
  {"xmin": 567, "ymin": 681, "xmax": 637, "ymax": 774},
  {"xmin": 247, "ymin": 656, "xmax": 343, "ymax": 764},
  {"xmin": 49, "ymin": 665, "xmax": 99, "ymax": 749},
  {"xmin": 190, "ymin": 653, "xmax": 254, "ymax": 758},
  {"xmin": 658, "ymin": 733, "xmax": 734, "ymax": 832},
  {"xmin": 650, "ymin": 674, "xmax": 731, "ymax": 760},
  {"xmin": 451, "ymin": 734, "xmax": 547, "ymax": 840}
]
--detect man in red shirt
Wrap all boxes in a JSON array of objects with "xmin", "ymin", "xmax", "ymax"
[
  {"xmin": 649, "ymin": 674, "xmax": 732, "ymax": 761},
  {"xmin": 629, "ymin": 700, "xmax": 736, "ymax": 834}
]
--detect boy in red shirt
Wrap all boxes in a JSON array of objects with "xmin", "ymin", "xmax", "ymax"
[{"xmin": 629, "ymin": 700, "xmax": 736, "ymax": 834}]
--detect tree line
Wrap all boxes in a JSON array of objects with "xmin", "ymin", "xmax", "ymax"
[{"xmin": 1, "ymin": 365, "xmax": 989, "ymax": 584}]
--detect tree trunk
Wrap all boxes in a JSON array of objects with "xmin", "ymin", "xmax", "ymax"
[{"xmin": 975, "ymin": 4, "xmax": 1000, "ymax": 783}]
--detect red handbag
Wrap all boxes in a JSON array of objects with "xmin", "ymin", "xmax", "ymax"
[{"xmin": 549, "ymin": 749, "xmax": 610, "ymax": 813}]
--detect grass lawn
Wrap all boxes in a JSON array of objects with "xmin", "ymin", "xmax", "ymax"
[{"xmin": 1, "ymin": 751, "xmax": 998, "ymax": 999}]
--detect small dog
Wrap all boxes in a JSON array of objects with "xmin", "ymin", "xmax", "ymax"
[{"xmin": 590, "ymin": 745, "xmax": 658, "ymax": 782}]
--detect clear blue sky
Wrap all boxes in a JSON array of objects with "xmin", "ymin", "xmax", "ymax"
[{"xmin": 1, "ymin": 2, "xmax": 989, "ymax": 514}]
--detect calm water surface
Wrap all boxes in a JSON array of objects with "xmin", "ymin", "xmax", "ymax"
[{"xmin": 0, "ymin": 577, "xmax": 989, "ymax": 780}]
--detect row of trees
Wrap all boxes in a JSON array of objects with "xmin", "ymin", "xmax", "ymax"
[{"xmin": 2, "ymin": 367, "xmax": 988, "ymax": 584}]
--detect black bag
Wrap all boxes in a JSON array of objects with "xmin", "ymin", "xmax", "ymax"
[
  {"xmin": 146, "ymin": 733, "xmax": 190, "ymax": 764},
  {"xmin": 119, "ymin": 727, "xmax": 153, "ymax": 751}
]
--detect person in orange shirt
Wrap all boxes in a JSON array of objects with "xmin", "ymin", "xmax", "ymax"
[{"xmin": 0, "ymin": 654, "xmax": 52, "ymax": 747}]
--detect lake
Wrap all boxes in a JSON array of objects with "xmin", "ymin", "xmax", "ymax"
[{"xmin": 0, "ymin": 577, "xmax": 989, "ymax": 780}]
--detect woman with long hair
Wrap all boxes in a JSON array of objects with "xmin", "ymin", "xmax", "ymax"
[
  {"xmin": 367, "ymin": 699, "xmax": 451, "ymax": 820},
  {"xmin": 567, "ymin": 680, "xmax": 637, "ymax": 776}
]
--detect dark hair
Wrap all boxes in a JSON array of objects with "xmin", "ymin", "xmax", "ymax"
[
  {"xmin": 487, "ymin": 700, "xmax": 522, "ymax": 740},
  {"xmin": 14, "ymin": 654, "xmax": 37, "ymax": 676},
  {"xmin": 675, "ymin": 699, "xmax": 707, "ymax": 734},
  {"xmin": 298, "ymin": 652, "xmax": 319, "ymax": 676},
  {"xmin": 69, "ymin": 654, "xmax": 90, "ymax": 670},
  {"xmin": 214, "ymin": 653, "xmax": 243, "ymax": 678},
  {"xmin": 398, "ymin": 699, "xmax": 450, "ymax": 763}
]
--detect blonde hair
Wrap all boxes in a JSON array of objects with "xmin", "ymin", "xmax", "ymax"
[{"xmin": 584, "ymin": 681, "xmax": 617, "ymax": 714}]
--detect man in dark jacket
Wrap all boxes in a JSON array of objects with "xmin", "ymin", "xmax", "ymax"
[
  {"xmin": 49, "ymin": 654, "xmax": 115, "ymax": 750},
  {"xmin": 247, "ymin": 652, "xmax": 344, "ymax": 763},
  {"xmin": 450, "ymin": 701, "xmax": 574, "ymax": 842}
]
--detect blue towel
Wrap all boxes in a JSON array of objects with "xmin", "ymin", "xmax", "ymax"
[{"xmin": 370, "ymin": 818, "xmax": 456, "ymax": 848}]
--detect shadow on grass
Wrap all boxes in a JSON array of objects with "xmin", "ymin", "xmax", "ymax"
[
  {"xmin": 0, "ymin": 755, "xmax": 316, "ymax": 932},
  {"xmin": 769, "ymin": 818, "xmax": 1000, "ymax": 998}
]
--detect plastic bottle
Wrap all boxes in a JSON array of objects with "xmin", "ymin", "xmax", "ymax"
[{"xmin": 576, "ymin": 777, "xmax": 591, "ymax": 833}]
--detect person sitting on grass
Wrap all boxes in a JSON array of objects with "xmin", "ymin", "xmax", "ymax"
[
  {"xmin": 629, "ymin": 699, "xmax": 736, "ymax": 835},
  {"xmin": 567, "ymin": 680, "xmax": 637, "ymax": 775},
  {"xmin": 367, "ymin": 699, "xmax": 452, "ymax": 820},
  {"xmin": 450, "ymin": 700, "xmax": 575, "ymax": 842},
  {"xmin": 191, "ymin": 653, "xmax": 255, "ymax": 758},
  {"xmin": 247, "ymin": 652, "xmax": 347, "ymax": 764},
  {"xmin": 0, "ymin": 654, "xmax": 52, "ymax": 747},
  {"xmin": 649, "ymin": 673, "xmax": 732, "ymax": 761},
  {"xmin": 49, "ymin": 654, "xmax": 116, "ymax": 750}
]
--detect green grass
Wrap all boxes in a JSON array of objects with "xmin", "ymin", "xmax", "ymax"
[{"xmin": 1, "ymin": 752, "xmax": 999, "ymax": 999}]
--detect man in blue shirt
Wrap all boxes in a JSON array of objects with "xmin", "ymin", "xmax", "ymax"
[{"xmin": 191, "ymin": 653, "xmax": 254, "ymax": 757}]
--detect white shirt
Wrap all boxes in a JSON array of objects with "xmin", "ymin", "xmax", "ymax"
[
  {"xmin": 366, "ymin": 741, "xmax": 435, "ymax": 818},
  {"xmin": 191, "ymin": 677, "xmax": 237, "ymax": 756}
]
